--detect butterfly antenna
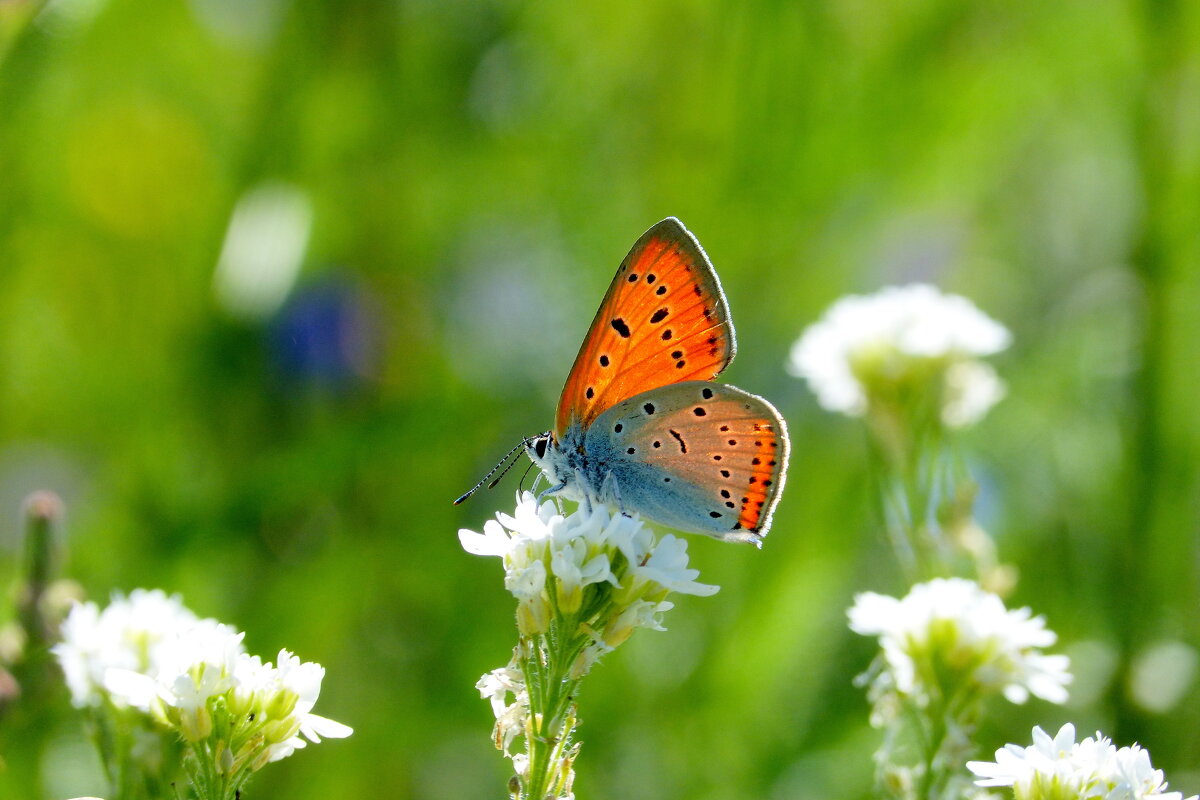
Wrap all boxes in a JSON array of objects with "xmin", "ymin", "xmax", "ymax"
[
  {"xmin": 453, "ymin": 438, "xmax": 530, "ymax": 505},
  {"xmin": 516, "ymin": 459, "xmax": 538, "ymax": 494},
  {"xmin": 485, "ymin": 449, "xmax": 527, "ymax": 491}
]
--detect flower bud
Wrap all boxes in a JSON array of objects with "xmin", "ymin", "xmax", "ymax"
[
  {"xmin": 217, "ymin": 742, "xmax": 234, "ymax": 774},
  {"xmin": 262, "ymin": 716, "xmax": 301, "ymax": 746},
  {"xmin": 180, "ymin": 705, "xmax": 213, "ymax": 742},
  {"xmin": 516, "ymin": 596, "xmax": 550, "ymax": 636},
  {"xmin": 264, "ymin": 688, "xmax": 298, "ymax": 721},
  {"xmin": 555, "ymin": 580, "xmax": 583, "ymax": 615}
]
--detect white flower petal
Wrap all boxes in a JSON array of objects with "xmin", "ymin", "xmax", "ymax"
[{"xmin": 300, "ymin": 713, "xmax": 354, "ymax": 742}]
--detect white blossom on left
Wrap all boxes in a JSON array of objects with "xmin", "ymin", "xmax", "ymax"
[
  {"xmin": 54, "ymin": 588, "xmax": 351, "ymax": 790},
  {"xmin": 54, "ymin": 588, "xmax": 204, "ymax": 707}
]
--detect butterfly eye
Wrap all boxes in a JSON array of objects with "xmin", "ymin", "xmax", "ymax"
[{"xmin": 534, "ymin": 437, "xmax": 548, "ymax": 459}]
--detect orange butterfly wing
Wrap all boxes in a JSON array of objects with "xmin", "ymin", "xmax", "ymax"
[{"xmin": 555, "ymin": 218, "xmax": 736, "ymax": 437}]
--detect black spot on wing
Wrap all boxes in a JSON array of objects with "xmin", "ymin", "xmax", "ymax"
[
  {"xmin": 611, "ymin": 318, "xmax": 631, "ymax": 338},
  {"xmin": 668, "ymin": 429, "xmax": 687, "ymax": 453}
]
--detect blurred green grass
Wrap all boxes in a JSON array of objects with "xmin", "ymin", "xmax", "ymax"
[{"xmin": 1, "ymin": 0, "xmax": 1198, "ymax": 797}]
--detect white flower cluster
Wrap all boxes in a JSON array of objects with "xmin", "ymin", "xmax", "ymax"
[
  {"xmin": 789, "ymin": 284, "xmax": 1011, "ymax": 427},
  {"xmin": 54, "ymin": 589, "xmax": 351, "ymax": 769},
  {"xmin": 849, "ymin": 578, "xmax": 1070, "ymax": 709},
  {"xmin": 460, "ymin": 491, "xmax": 717, "ymax": 655},
  {"xmin": 969, "ymin": 724, "xmax": 1196, "ymax": 800}
]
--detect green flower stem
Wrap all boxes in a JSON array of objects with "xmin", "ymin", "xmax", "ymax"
[
  {"xmin": 519, "ymin": 575, "xmax": 598, "ymax": 800},
  {"xmin": 867, "ymin": 402, "xmax": 967, "ymax": 582},
  {"xmin": 85, "ymin": 708, "xmax": 121, "ymax": 795},
  {"xmin": 520, "ymin": 627, "xmax": 583, "ymax": 800},
  {"xmin": 185, "ymin": 738, "xmax": 247, "ymax": 800}
]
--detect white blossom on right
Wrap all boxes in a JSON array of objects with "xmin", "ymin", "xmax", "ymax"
[
  {"xmin": 968, "ymin": 724, "xmax": 1197, "ymax": 800},
  {"xmin": 849, "ymin": 578, "xmax": 1071, "ymax": 709},
  {"xmin": 789, "ymin": 283, "xmax": 1011, "ymax": 427}
]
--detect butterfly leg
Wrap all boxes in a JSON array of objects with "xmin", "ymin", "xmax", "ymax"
[
  {"xmin": 600, "ymin": 470, "xmax": 630, "ymax": 516},
  {"xmin": 537, "ymin": 478, "xmax": 568, "ymax": 503},
  {"xmin": 572, "ymin": 468, "xmax": 597, "ymax": 513}
]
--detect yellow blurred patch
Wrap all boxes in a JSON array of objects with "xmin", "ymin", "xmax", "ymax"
[{"xmin": 65, "ymin": 100, "xmax": 216, "ymax": 238}]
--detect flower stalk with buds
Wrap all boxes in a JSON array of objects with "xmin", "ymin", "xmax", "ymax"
[
  {"xmin": 790, "ymin": 285, "xmax": 1012, "ymax": 584},
  {"xmin": 462, "ymin": 493, "xmax": 717, "ymax": 799}
]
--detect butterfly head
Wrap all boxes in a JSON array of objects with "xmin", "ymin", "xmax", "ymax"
[
  {"xmin": 524, "ymin": 430, "xmax": 588, "ymax": 502},
  {"xmin": 524, "ymin": 431, "xmax": 555, "ymax": 471}
]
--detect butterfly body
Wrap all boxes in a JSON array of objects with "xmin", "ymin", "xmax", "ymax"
[
  {"xmin": 528, "ymin": 381, "xmax": 785, "ymax": 544},
  {"xmin": 526, "ymin": 217, "xmax": 789, "ymax": 546}
]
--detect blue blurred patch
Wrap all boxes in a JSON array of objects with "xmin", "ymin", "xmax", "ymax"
[{"xmin": 268, "ymin": 277, "xmax": 378, "ymax": 390}]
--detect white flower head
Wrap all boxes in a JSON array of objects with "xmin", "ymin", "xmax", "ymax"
[
  {"xmin": 849, "ymin": 578, "xmax": 1070, "ymax": 707},
  {"xmin": 968, "ymin": 724, "xmax": 1197, "ymax": 800},
  {"xmin": 464, "ymin": 493, "xmax": 721, "ymax": 733},
  {"xmin": 461, "ymin": 492, "xmax": 718, "ymax": 624},
  {"xmin": 54, "ymin": 588, "xmax": 351, "ymax": 774},
  {"xmin": 789, "ymin": 284, "xmax": 1011, "ymax": 426},
  {"xmin": 53, "ymin": 589, "xmax": 202, "ymax": 707},
  {"xmin": 101, "ymin": 618, "xmax": 248, "ymax": 743}
]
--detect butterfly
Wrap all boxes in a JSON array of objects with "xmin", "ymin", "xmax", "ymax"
[{"xmin": 509, "ymin": 218, "xmax": 790, "ymax": 545}]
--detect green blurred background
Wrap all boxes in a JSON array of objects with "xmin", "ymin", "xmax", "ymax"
[{"xmin": 1, "ymin": 0, "xmax": 1198, "ymax": 797}]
